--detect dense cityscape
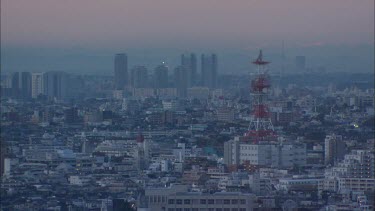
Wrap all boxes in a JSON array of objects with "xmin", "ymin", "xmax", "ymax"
[
  {"xmin": 2, "ymin": 0, "xmax": 375, "ymax": 210},
  {"xmin": 1, "ymin": 50, "xmax": 374, "ymax": 210}
]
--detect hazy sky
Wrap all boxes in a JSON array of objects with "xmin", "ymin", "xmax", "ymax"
[
  {"xmin": 3, "ymin": 0, "xmax": 374, "ymax": 48},
  {"xmin": 1, "ymin": 0, "xmax": 374, "ymax": 74}
]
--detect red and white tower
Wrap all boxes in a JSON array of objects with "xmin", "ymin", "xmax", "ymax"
[{"xmin": 245, "ymin": 50, "xmax": 275, "ymax": 143}]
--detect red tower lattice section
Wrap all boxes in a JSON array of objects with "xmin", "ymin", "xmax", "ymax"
[{"xmin": 244, "ymin": 50, "xmax": 275, "ymax": 143}]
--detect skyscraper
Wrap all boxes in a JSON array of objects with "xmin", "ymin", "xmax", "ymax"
[
  {"xmin": 130, "ymin": 66, "xmax": 148, "ymax": 88},
  {"xmin": 174, "ymin": 66, "xmax": 188, "ymax": 98},
  {"xmin": 114, "ymin": 53, "xmax": 128, "ymax": 89},
  {"xmin": 11, "ymin": 72, "xmax": 32, "ymax": 99},
  {"xmin": 154, "ymin": 63, "xmax": 169, "ymax": 88},
  {"xmin": 201, "ymin": 54, "xmax": 217, "ymax": 88},
  {"xmin": 31, "ymin": 73, "xmax": 44, "ymax": 98},
  {"xmin": 324, "ymin": 134, "xmax": 346, "ymax": 166},
  {"xmin": 11, "ymin": 72, "xmax": 20, "ymax": 98},
  {"xmin": 181, "ymin": 53, "xmax": 197, "ymax": 87},
  {"xmin": 43, "ymin": 71, "xmax": 68, "ymax": 100},
  {"xmin": 20, "ymin": 72, "xmax": 32, "ymax": 100}
]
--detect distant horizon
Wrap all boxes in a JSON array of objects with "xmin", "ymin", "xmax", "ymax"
[
  {"xmin": 1, "ymin": 44, "xmax": 374, "ymax": 75},
  {"xmin": 1, "ymin": 0, "xmax": 374, "ymax": 75}
]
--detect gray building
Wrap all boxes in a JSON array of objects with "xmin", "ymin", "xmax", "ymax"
[
  {"xmin": 154, "ymin": 63, "xmax": 169, "ymax": 88},
  {"xmin": 201, "ymin": 54, "xmax": 218, "ymax": 88},
  {"xmin": 114, "ymin": 53, "xmax": 128, "ymax": 89},
  {"xmin": 224, "ymin": 137, "xmax": 307, "ymax": 168},
  {"xmin": 145, "ymin": 185, "xmax": 257, "ymax": 211},
  {"xmin": 324, "ymin": 134, "xmax": 346, "ymax": 166},
  {"xmin": 181, "ymin": 53, "xmax": 197, "ymax": 87},
  {"xmin": 43, "ymin": 71, "xmax": 68, "ymax": 100},
  {"xmin": 131, "ymin": 66, "xmax": 148, "ymax": 88},
  {"xmin": 174, "ymin": 66, "xmax": 189, "ymax": 98}
]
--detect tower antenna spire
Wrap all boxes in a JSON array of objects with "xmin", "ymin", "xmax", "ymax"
[{"xmin": 245, "ymin": 50, "xmax": 275, "ymax": 143}]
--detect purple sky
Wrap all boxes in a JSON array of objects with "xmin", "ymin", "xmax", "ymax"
[{"xmin": 2, "ymin": 0, "xmax": 374, "ymax": 49}]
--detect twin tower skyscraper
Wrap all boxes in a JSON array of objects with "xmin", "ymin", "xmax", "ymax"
[{"xmin": 114, "ymin": 53, "xmax": 217, "ymax": 91}]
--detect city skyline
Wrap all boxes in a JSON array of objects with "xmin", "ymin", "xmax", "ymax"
[{"xmin": 1, "ymin": 0, "xmax": 374, "ymax": 74}]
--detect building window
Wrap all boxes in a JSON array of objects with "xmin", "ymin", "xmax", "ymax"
[
  {"xmin": 208, "ymin": 199, "xmax": 214, "ymax": 204},
  {"xmin": 168, "ymin": 199, "xmax": 175, "ymax": 204},
  {"xmin": 216, "ymin": 209, "xmax": 222, "ymax": 211},
  {"xmin": 168, "ymin": 209, "xmax": 175, "ymax": 211},
  {"xmin": 177, "ymin": 199, "xmax": 183, "ymax": 204},
  {"xmin": 240, "ymin": 209, "xmax": 246, "ymax": 211},
  {"xmin": 231, "ymin": 199, "xmax": 238, "ymax": 204},
  {"xmin": 184, "ymin": 209, "xmax": 190, "ymax": 211},
  {"xmin": 240, "ymin": 199, "xmax": 246, "ymax": 204},
  {"xmin": 192, "ymin": 209, "xmax": 199, "ymax": 211},
  {"xmin": 224, "ymin": 199, "xmax": 230, "ymax": 204},
  {"xmin": 232, "ymin": 208, "xmax": 238, "ymax": 211},
  {"xmin": 200, "ymin": 199, "xmax": 207, "ymax": 204},
  {"xmin": 176, "ymin": 209, "xmax": 182, "ymax": 211},
  {"xmin": 224, "ymin": 209, "xmax": 230, "ymax": 211},
  {"xmin": 184, "ymin": 199, "xmax": 191, "ymax": 204},
  {"xmin": 215, "ymin": 199, "xmax": 223, "ymax": 204}
]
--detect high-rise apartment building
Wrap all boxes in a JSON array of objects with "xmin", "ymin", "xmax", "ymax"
[
  {"xmin": 174, "ymin": 66, "xmax": 189, "ymax": 98},
  {"xmin": 324, "ymin": 134, "xmax": 346, "ymax": 166},
  {"xmin": 11, "ymin": 72, "xmax": 20, "ymax": 98},
  {"xmin": 130, "ymin": 66, "xmax": 148, "ymax": 88},
  {"xmin": 43, "ymin": 71, "xmax": 68, "ymax": 100},
  {"xmin": 31, "ymin": 72, "xmax": 68, "ymax": 100},
  {"xmin": 201, "ymin": 54, "xmax": 218, "ymax": 88},
  {"xmin": 20, "ymin": 72, "xmax": 32, "ymax": 99},
  {"xmin": 31, "ymin": 73, "xmax": 45, "ymax": 98},
  {"xmin": 154, "ymin": 63, "xmax": 169, "ymax": 88},
  {"xmin": 11, "ymin": 72, "xmax": 32, "ymax": 99},
  {"xmin": 181, "ymin": 53, "xmax": 197, "ymax": 87},
  {"xmin": 114, "ymin": 53, "xmax": 128, "ymax": 89}
]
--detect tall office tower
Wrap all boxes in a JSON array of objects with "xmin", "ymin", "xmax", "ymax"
[
  {"xmin": 201, "ymin": 54, "xmax": 218, "ymax": 88},
  {"xmin": 181, "ymin": 53, "xmax": 197, "ymax": 87},
  {"xmin": 43, "ymin": 71, "xmax": 68, "ymax": 100},
  {"xmin": 130, "ymin": 66, "xmax": 148, "ymax": 88},
  {"xmin": 11, "ymin": 72, "xmax": 20, "ymax": 98},
  {"xmin": 20, "ymin": 72, "xmax": 32, "ymax": 99},
  {"xmin": 295, "ymin": 56, "xmax": 306, "ymax": 70},
  {"xmin": 324, "ymin": 134, "xmax": 346, "ymax": 166},
  {"xmin": 114, "ymin": 53, "xmax": 128, "ymax": 90},
  {"xmin": 154, "ymin": 63, "xmax": 169, "ymax": 88},
  {"xmin": 174, "ymin": 66, "xmax": 188, "ymax": 98},
  {"xmin": 31, "ymin": 73, "xmax": 45, "ymax": 98}
]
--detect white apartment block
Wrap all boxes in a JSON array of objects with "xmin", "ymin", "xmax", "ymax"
[
  {"xmin": 224, "ymin": 137, "xmax": 306, "ymax": 168},
  {"xmin": 319, "ymin": 150, "xmax": 375, "ymax": 194}
]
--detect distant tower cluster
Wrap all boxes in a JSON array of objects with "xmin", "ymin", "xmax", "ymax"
[{"xmin": 245, "ymin": 50, "xmax": 275, "ymax": 143}]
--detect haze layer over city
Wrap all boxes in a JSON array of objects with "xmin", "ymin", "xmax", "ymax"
[{"xmin": 1, "ymin": 0, "xmax": 374, "ymax": 211}]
